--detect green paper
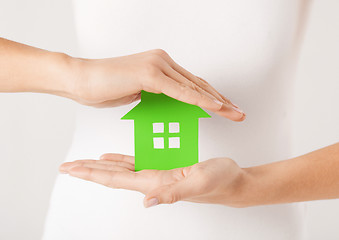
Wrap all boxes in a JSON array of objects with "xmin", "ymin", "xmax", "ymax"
[{"xmin": 122, "ymin": 91, "xmax": 210, "ymax": 171}]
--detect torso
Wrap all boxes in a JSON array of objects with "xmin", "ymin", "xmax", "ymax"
[{"xmin": 43, "ymin": 1, "xmax": 309, "ymax": 239}]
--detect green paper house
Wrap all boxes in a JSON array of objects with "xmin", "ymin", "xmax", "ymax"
[{"xmin": 122, "ymin": 91, "xmax": 210, "ymax": 171}]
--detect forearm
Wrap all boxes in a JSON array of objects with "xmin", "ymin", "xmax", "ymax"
[
  {"xmin": 0, "ymin": 38, "xmax": 77, "ymax": 98},
  {"xmin": 240, "ymin": 142, "xmax": 339, "ymax": 207}
]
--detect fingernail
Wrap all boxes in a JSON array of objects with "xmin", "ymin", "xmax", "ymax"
[
  {"xmin": 213, "ymin": 99, "xmax": 224, "ymax": 107},
  {"xmin": 145, "ymin": 198, "xmax": 159, "ymax": 208},
  {"xmin": 232, "ymin": 106, "xmax": 244, "ymax": 114}
]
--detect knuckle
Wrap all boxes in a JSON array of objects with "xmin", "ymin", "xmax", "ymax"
[
  {"xmin": 143, "ymin": 59, "xmax": 161, "ymax": 77},
  {"xmin": 172, "ymin": 168, "xmax": 187, "ymax": 181},
  {"xmin": 106, "ymin": 165, "xmax": 118, "ymax": 171},
  {"xmin": 200, "ymin": 80, "xmax": 210, "ymax": 88},
  {"xmin": 190, "ymin": 82, "xmax": 198, "ymax": 91},
  {"xmin": 181, "ymin": 84, "xmax": 193, "ymax": 96},
  {"xmin": 168, "ymin": 197, "xmax": 176, "ymax": 204},
  {"xmin": 177, "ymin": 82, "xmax": 186, "ymax": 91},
  {"xmin": 197, "ymin": 76, "xmax": 209, "ymax": 85},
  {"xmin": 107, "ymin": 174, "xmax": 118, "ymax": 188},
  {"xmin": 87, "ymin": 168, "xmax": 94, "ymax": 180},
  {"xmin": 176, "ymin": 84, "xmax": 193, "ymax": 102},
  {"xmin": 145, "ymin": 54, "xmax": 161, "ymax": 65},
  {"xmin": 150, "ymin": 48, "xmax": 168, "ymax": 57},
  {"xmin": 198, "ymin": 93, "xmax": 214, "ymax": 108},
  {"xmin": 73, "ymin": 160, "xmax": 86, "ymax": 167},
  {"xmin": 167, "ymin": 192, "xmax": 178, "ymax": 204},
  {"xmin": 141, "ymin": 68, "xmax": 160, "ymax": 90}
]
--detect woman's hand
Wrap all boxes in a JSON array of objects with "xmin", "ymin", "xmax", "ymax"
[
  {"xmin": 59, "ymin": 143, "xmax": 339, "ymax": 208},
  {"xmin": 59, "ymin": 153, "xmax": 248, "ymax": 208},
  {"xmin": 0, "ymin": 37, "xmax": 245, "ymax": 120},
  {"xmin": 70, "ymin": 49, "xmax": 245, "ymax": 121}
]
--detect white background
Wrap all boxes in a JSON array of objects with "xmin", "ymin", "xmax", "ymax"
[{"xmin": 0, "ymin": 0, "xmax": 338, "ymax": 239}]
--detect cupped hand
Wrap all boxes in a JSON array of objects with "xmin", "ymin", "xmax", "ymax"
[
  {"xmin": 71, "ymin": 49, "xmax": 245, "ymax": 121},
  {"xmin": 59, "ymin": 153, "xmax": 249, "ymax": 208}
]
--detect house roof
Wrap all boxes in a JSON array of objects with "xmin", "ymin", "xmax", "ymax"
[{"xmin": 121, "ymin": 91, "xmax": 211, "ymax": 120}]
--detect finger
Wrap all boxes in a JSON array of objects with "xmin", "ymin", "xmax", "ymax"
[
  {"xmin": 67, "ymin": 166, "xmax": 149, "ymax": 192},
  {"xmin": 193, "ymin": 75, "xmax": 229, "ymax": 103},
  {"xmin": 163, "ymin": 65, "xmax": 225, "ymax": 103},
  {"xmin": 217, "ymin": 102, "xmax": 246, "ymax": 121},
  {"xmin": 78, "ymin": 93, "xmax": 140, "ymax": 108},
  {"xmin": 97, "ymin": 159, "xmax": 134, "ymax": 170},
  {"xmin": 100, "ymin": 153, "xmax": 135, "ymax": 164},
  {"xmin": 195, "ymin": 75, "xmax": 245, "ymax": 116},
  {"xmin": 89, "ymin": 93, "xmax": 141, "ymax": 108},
  {"xmin": 60, "ymin": 160, "xmax": 134, "ymax": 172},
  {"xmin": 172, "ymin": 64, "xmax": 227, "ymax": 103},
  {"xmin": 161, "ymin": 75, "xmax": 245, "ymax": 121},
  {"xmin": 147, "ymin": 49, "xmax": 245, "ymax": 120},
  {"xmin": 159, "ymin": 75, "xmax": 224, "ymax": 112},
  {"xmin": 79, "ymin": 162, "xmax": 132, "ymax": 172},
  {"xmin": 156, "ymin": 52, "xmax": 229, "ymax": 104},
  {"xmin": 77, "ymin": 162, "xmax": 131, "ymax": 172},
  {"xmin": 164, "ymin": 66, "xmax": 246, "ymax": 120},
  {"xmin": 59, "ymin": 160, "xmax": 96, "ymax": 173},
  {"xmin": 161, "ymin": 64, "xmax": 225, "ymax": 103},
  {"xmin": 143, "ymin": 177, "xmax": 205, "ymax": 207},
  {"xmin": 196, "ymin": 76, "xmax": 230, "ymax": 104}
]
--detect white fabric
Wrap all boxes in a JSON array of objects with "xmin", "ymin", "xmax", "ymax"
[{"xmin": 43, "ymin": 0, "xmax": 308, "ymax": 239}]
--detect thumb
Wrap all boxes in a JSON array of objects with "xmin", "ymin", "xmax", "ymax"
[{"xmin": 143, "ymin": 178, "xmax": 201, "ymax": 208}]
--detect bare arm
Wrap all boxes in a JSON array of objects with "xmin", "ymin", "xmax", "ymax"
[
  {"xmin": 0, "ymin": 37, "xmax": 245, "ymax": 120},
  {"xmin": 243, "ymin": 142, "xmax": 339, "ymax": 206},
  {"xmin": 60, "ymin": 142, "xmax": 339, "ymax": 208},
  {"xmin": 0, "ymin": 38, "xmax": 74, "ymax": 97}
]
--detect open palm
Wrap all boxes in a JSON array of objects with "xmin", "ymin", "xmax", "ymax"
[{"xmin": 60, "ymin": 153, "xmax": 245, "ymax": 208}]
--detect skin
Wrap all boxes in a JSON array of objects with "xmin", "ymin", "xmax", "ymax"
[
  {"xmin": 1, "ymin": 37, "xmax": 339, "ymax": 209},
  {"xmin": 60, "ymin": 143, "xmax": 339, "ymax": 208},
  {"xmin": 0, "ymin": 37, "xmax": 245, "ymax": 120}
]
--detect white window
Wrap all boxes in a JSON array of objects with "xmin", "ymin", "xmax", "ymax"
[
  {"xmin": 152, "ymin": 122, "xmax": 181, "ymax": 149},
  {"xmin": 153, "ymin": 137, "xmax": 164, "ymax": 149},
  {"xmin": 169, "ymin": 122, "xmax": 180, "ymax": 133},
  {"xmin": 169, "ymin": 137, "xmax": 180, "ymax": 148},
  {"xmin": 153, "ymin": 122, "xmax": 164, "ymax": 133}
]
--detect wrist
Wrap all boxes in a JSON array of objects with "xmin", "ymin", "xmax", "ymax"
[
  {"xmin": 223, "ymin": 167, "xmax": 259, "ymax": 208},
  {"xmin": 236, "ymin": 163, "xmax": 284, "ymax": 207},
  {"xmin": 36, "ymin": 51, "xmax": 80, "ymax": 100},
  {"xmin": 0, "ymin": 37, "xmax": 79, "ymax": 97},
  {"xmin": 50, "ymin": 52, "xmax": 79, "ymax": 99},
  {"xmin": 235, "ymin": 167, "xmax": 265, "ymax": 207},
  {"xmin": 61, "ymin": 57, "xmax": 103, "ymax": 105}
]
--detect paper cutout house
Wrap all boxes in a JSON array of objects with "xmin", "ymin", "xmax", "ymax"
[{"xmin": 122, "ymin": 91, "xmax": 210, "ymax": 171}]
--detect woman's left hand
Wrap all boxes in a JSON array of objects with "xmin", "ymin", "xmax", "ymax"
[{"xmin": 59, "ymin": 153, "xmax": 248, "ymax": 208}]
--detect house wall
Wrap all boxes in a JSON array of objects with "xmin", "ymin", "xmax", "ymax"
[{"xmin": 134, "ymin": 119, "xmax": 199, "ymax": 170}]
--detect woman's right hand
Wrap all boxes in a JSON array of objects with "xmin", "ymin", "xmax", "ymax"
[
  {"xmin": 60, "ymin": 153, "xmax": 249, "ymax": 208},
  {"xmin": 70, "ymin": 49, "xmax": 245, "ymax": 121}
]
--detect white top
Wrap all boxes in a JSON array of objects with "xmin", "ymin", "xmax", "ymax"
[{"xmin": 43, "ymin": 0, "xmax": 308, "ymax": 239}]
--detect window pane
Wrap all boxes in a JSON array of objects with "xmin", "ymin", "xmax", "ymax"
[
  {"xmin": 153, "ymin": 137, "xmax": 164, "ymax": 149},
  {"xmin": 169, "ymin": 137, "xmax": 180, "ymax": 148},
  {"xmin": 169, "ymin": 122, "xmax": 180, "ymax": 133},
  {"xmin": 153, "ymin": 122, "xmax": 164, "ymax": 133}
]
